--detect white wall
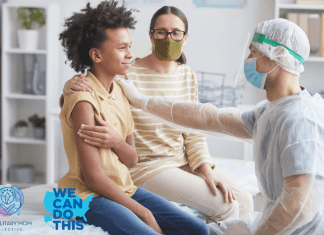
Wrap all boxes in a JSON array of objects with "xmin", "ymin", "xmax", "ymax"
[
  {"xmin": 127, "ymin": 0, "xmax": 274, "ymax": 104},
  {"xmin": 8, "ymin": 0, "xmax": 274, "ymax": 104},
  {"xmin": 6, "ymin": 0, "xmax": 275, "ymax": 176}
]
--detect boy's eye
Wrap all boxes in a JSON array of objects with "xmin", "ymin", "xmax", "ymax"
[{"xmin": 119, "ymin": 45, "xmax": 131, "ymax": 50}]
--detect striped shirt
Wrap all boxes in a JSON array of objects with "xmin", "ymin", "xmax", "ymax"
[{"xmin": 118, "ymin": 61, "xmax": 215, "ymax": 185}]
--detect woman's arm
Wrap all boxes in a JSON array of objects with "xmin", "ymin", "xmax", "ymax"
[
  {"xmin": 64, "ymin": 74, "xmax": 93, "ymax": 98},
  {"xmin": 78, "ymin": 114, "xmax": 137, "ymax": 168},
  {"xmin": 71, "ymin": 101, "xmax": 161, "ymax": 233}
]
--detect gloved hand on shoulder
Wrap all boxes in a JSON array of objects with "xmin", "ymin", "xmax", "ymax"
[{"xmin": 115, "ymin": 77, "xmax": 146, "ymax": 109}]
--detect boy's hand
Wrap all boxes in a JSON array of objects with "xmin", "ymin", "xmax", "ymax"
[
  {"xmin": 63, "ymin": 74, "xmax": 93, "ymax": 98},
  {"xmin": 78, "ymin": 114, "xmax": 123, "ymax": 149},
  {"xmin": 140, "ymin": 210, "xmax": 163, "ymax": 235}
]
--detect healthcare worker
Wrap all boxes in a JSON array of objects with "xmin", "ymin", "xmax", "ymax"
[{"xmin": 115, "ymin": 18, "xmax": 324, "ymax": 235}]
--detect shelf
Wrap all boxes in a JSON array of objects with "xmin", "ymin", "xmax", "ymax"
[
  {"xmin": 279, "ymin": 4, "xmax": 324, "ymax": 10},
  {"xmin": 5, "ymin": 137, "xmax": 46, "ymax": 145},
  {"xmin": 2, "ymin": 2, "xmax": 60, "ymax": 186},
  {"xmin": 5, "ymin": 48, "xmax": 47, "ymax": 54},
  {"xmin": 6, "ymin": 2, "xmax": 53, "ymax": 8},
  {"xmin": 7, "ymin": 173, "xmax": 45, "ymax": 189},
  {"xmin": 6, "ymin": 93, "xmax": 46, "ymax": 100},
  {"xmin": 50, "ymin": 107, "xmax": 61, "ymax": 116}
]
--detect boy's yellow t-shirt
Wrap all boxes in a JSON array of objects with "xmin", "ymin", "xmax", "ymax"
[{"xmin": 58, "ymin": 71, "xmax": 137, "ymax": 200}]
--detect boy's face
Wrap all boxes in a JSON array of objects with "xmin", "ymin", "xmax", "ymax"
[{"xmin": 97, "ymin": 27, "xmax": 133, "ymax": 76}]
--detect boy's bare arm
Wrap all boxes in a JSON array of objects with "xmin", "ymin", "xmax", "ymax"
[
  {"xmin": 77, "ymin": 113, "xmax": 138, "ymax": 168},
  {"xmin": 71, "ymin": 101, "xmax": 148, "ymax": 219},
  {"xmin": 113, "ymin": 133, "xmax": 138, "ymax": 168}
]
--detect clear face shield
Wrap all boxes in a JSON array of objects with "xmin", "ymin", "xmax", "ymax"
[
  {"xmin": 233, "ymin": 32, "xmax": 305, "ymax": 93},
  {"xmin": 233, "ymin": 32, "xmax": 251, "ymax": 88}
]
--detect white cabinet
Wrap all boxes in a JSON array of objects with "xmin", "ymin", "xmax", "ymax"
[
  {"xmin": 274, "ymin": 0, "xmax": 324, "ymax": 93},
  {"xmin": 1, "ymin": 2, "xmax": 60, "ymax": 188}
]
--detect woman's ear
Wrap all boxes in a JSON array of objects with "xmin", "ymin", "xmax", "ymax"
[
  {"xmin": 182, "ymin": 33, "xmax": 189, "ymax": 47},
  {"xmin": 149, "ymin": 32, "xmax": 155, "ymax": 50},
  {"xmin": 149, "ymin": 31, "xmax": 153, "ymax": 41},
  {"xmin": 185, "ymin": 33, "xmax": 189, "ymax": 41},
  {"xmin": 89, "ymin": 48, "xmax": 102, "ymax": 64}
]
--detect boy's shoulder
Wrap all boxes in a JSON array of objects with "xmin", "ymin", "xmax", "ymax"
[
  {"xmin": 113, "ymin": 80, "xmax": 129, "ymax": 102},
  {"xmin": 65, "ymin": 91, "xmax": 97, "ymax": 106},
  {"xmin": 60, "ymin": 91, "xmax": 98, "ymax": 118}
]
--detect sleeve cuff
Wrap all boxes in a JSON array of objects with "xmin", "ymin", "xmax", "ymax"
[
  {"xmin": 64, "ymin": 92, "xmax": 100, "ymax": 126},
  {"xmin": 191, "ymin": 160, "xmax": 216, "ymax": 173}
]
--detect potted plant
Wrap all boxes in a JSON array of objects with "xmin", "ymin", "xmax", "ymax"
[
  {"xmin": 12, "ymin": 120, "xmax": 28, "ymax": 138},
  {"xmin": 28, "ymin": 114, "xmax": 45, "ymax": 139},
  {"xmin": 17, "ymin": 8, "xmax": 45, "ymax": 50}
]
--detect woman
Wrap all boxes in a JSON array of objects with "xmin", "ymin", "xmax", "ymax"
[{"xmin": 61, "ymin": 5, "xmax": 253, "ymax": 222}]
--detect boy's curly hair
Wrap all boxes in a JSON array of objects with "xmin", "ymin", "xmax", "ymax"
[{"xmin": 59, "ymin": 0, "xmax": 138, "ymax": 73}]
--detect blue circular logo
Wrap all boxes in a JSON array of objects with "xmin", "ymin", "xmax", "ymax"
[{"xmin": 0, "ymin": 184, "xmax": 24, "ymax": 217}]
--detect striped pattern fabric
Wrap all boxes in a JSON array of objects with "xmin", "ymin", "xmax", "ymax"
[{"xmin": 118, "ymin": 61, "xmax": 215, "ymax": 185}]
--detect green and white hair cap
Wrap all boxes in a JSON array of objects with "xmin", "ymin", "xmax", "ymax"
[{"xmin": 251, "ymin": 18, "xmax": 310, "ymax": 76}]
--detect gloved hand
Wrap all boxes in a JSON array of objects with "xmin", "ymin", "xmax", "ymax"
[
  {"xmin": 224, "ymin": 222, "xmax": 251, "ymax": 235},
  {"xmin": 114, "ymin": 77, "xmax": 146, "ymax": 109}
]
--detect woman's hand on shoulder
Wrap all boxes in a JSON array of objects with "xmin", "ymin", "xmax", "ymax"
[{"xmin": 63, "ymin": 74, "xmax": 93, "ymax": 98}]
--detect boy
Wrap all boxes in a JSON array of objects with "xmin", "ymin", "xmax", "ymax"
[{"xmin": 58, "ymin": 1, "xmax": 209, "ymax": 234}]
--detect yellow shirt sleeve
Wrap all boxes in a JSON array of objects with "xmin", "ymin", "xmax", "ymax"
[{"xmin": 60, "ymin": 91, "xmax": 100, "ymax": 127}]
